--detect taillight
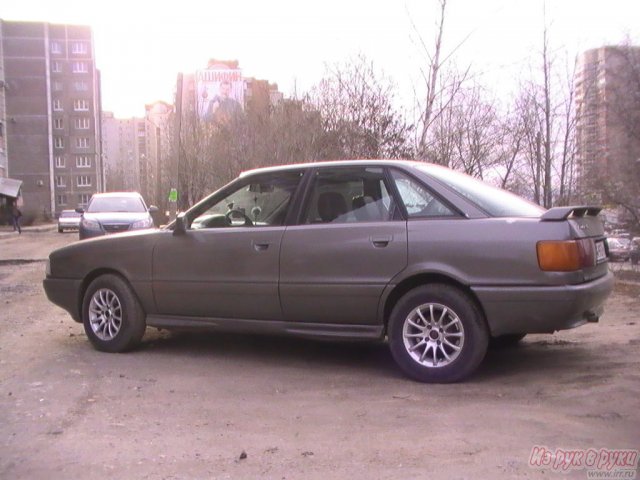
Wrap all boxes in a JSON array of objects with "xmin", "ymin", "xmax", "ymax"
[{"xmin": 537, "ymin": 239, "xmax": 595, "ymax": 271}]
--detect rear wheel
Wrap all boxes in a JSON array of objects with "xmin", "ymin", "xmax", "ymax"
[
  {"xmin": 388, "ymin": 284, "xmax": 489, "ymax": 383},
  {"xmin": 82, "ymin": 274, "xmax": 146, "ymax": 352}
]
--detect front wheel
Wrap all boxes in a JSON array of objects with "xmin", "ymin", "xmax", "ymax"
[
  {"xmin": 388, "ymin": 284, "xmax": 489, "ymax": 383},
  {"xmin": 82, "ymin": 274, "xmax": 146, "ymax": 353}
]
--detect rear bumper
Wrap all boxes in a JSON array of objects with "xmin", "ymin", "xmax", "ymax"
[
  {"xmin": 43, "ymin": 277, "xmax": 82, "ymax": 322},
  {"xmin": 472, "ymin": 271, "xmax": 615, "ymax": 336}
]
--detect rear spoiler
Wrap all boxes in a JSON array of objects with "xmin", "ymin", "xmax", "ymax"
[{"xmin": 540, "ymin": 206, "xmax": 602, "ymax": 221}]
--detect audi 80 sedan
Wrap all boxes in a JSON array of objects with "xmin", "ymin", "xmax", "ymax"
[{"xmin": 43, "ymin": 160, "xmax": 614, "ymax": 383}]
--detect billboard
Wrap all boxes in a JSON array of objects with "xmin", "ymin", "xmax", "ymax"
[{"xmin": 195, "ymin": 65, "xmax": 244, "ymax": 124}]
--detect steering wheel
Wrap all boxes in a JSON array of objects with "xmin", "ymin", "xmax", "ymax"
[{"xmin": 225, "ymin": 209, "xmax": 253, "ymax": 227}]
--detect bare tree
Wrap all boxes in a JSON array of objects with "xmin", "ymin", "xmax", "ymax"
[
  {"xmin": 410, "ymin": 0, "xmax": 470, "ymax": 160},
  {"xmin": 309, "ymin": 55, "xmax": 413, "ymax": 159}
]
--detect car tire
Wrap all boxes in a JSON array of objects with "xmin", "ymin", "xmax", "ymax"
[
  {"xmin": 489, "ymin": 333, "xmax": 526, "ymax": 348},
  {"xmin": 58, "ymin": 227, "xmax": 63, "ymax": 233},
  {"xmin": 82, "ymin": 274, "xmax": 146, "ymax": 353},
  {"xmin": 388, "ymin": 284, "xmax": 489, "ymax": 383}
]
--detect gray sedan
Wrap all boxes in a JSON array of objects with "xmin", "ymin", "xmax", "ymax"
[{"xmin": 43, "ymin": 161, "xmax": 613, "ymax": 383}]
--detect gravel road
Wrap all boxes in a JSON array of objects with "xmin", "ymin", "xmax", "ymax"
[{"xmin": 1, "ymin": 229, "xmax": 638, "ymax": 479}]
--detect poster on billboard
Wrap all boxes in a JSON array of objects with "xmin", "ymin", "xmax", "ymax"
[{"xmin": 196, "ymin": 65, "xmax": 244, "ymax": 125}]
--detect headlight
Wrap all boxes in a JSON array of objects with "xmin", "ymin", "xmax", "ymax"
[
  {"xmin": 81, "ymin": 217, "xmax": 101, "ymax": 230},
  {"xmin": 132, "ymin": 217, "xmax": 153, "ymax": 229}
]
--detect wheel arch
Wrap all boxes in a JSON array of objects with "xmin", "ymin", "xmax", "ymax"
[
  {"xmin": 77, "ymin": 269, "xmax": 143, "ymax": 321},
  {"xmin": 382, "ymin": 273, "xmax": 488, "ymax": 335}
]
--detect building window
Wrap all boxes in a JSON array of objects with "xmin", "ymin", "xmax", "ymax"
[
  {"xmin": 76, "ymin": 155, "xmax": 91, "ymax": 168},
  {"xmin": 71, "ymin": 42, "xmax": 88, "ymax": 54},
  {"xmin": 56, "ymin": 175, "xmax": 66, "ymax": 187},
  {"xmin": 72, "ymin": 62, "xmax": 88, "ymax": 73},
  {"xmin": 75, "ymin": 117, "xmax": 90, "ymax": 129},
  {"xmin": 78, "ymin": 194, "xmax": 91, "ymax": 206},
  {"xmin": 76, "ymin": 137, "xmax": 90, "ymax": 148},
  {"xmin": 54, "ymin": 137, "xmax": 64, "ymax": 149},
  {"xmin": 53, "ymin": 81, "xmax": 64, "ymax": 92},
  {"xmin": 73, "ymin": 81, "xmax": 89, "ymax": 91},
  {"xmin": 53, "ymin": 118, "xmax": 64, "ymax": 130},
  {"xmin": 55, "ymin": 156, "xmax": 65, "ymax": 168},
  {"xmin": 73, "ymin": 99, "xmax": 89, "ymax": 111},
  {"xmin": 52, "ymin": 61, "xmax": 63, "ymax": 73},
  {"xmin": 57, "ymin": 194, "xmax": 67, "ymax": 205},
  {"xmin": 53, "ymin": 99, "xmax": 63, "ymax": 111},
  {"xmin": 50, "ymin": 41, "xmax": 62, "ymax": 54},
  {"xmin": 77, "ymin": 175, "xmax": 91, "ymax": 187}
]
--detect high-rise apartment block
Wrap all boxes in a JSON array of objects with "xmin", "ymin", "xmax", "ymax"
[
  {"xmin": 0, "ymin": 20, "xmax": 102, "ymax": 217},
  {"xmin": 102, "ymin": 101, "xmax": 171, "ymax": 207},
  {"xmin": 575, "ymin": 46, "xmax": 640, "ymax": 203}
]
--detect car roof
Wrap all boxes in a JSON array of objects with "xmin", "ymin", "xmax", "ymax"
[
  {"xmin": 91, "ymin": 192, "xmax": 143, "ymax": 198},
  {"xmin": 239, "ymin": 159, "xmax": 423, "ymax": 177}
]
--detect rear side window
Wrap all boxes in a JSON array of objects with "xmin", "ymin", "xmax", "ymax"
[
  {"xmin": 417, "ymin": 164, "xmax": 544, "ymax": 217},
  {"xmin": 303, "ymin": 167, "xmax": 394, "ymax": 224},
  {"xmin": 390, "ymin": 170, "xmax": 457, "ymax": 218}
]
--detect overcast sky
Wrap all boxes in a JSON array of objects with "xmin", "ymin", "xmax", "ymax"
[{"xmin": 2, "ymin": 0, "xmax": 638, "ymax": 118}]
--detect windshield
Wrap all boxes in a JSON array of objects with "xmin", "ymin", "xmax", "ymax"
[
  {"xmin": 87, "ymin": 196, "xmax": 146, "ymax": 213},
  {"xmin": 417, "ymin": 165, "xmax": 545, "ymax": 218}
]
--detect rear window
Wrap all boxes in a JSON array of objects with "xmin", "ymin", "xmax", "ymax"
[
  {"xmin": 60, "ymin": 211, "xmax": 80, "ymax": 217},
  {"xmin": 416, "ymin": 165, "xmax": 544, "ymax": 218},
  {"xmin": 87, "ymin": 196, "xmax": 146, "ymax": 213}
]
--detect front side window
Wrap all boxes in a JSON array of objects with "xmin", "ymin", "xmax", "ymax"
[
  {"xmin": 303, "ymin": 167, "xmax": 394, "ymax": 224},
  {"xmin": 391, "ymin": 169, "xmax": 457, "ymax": 218},
  {"xmin": 190, "ymin": 171, "xmax": 303, "ymax": 229}
]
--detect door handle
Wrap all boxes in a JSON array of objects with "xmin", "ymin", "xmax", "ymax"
[
  {"xmin": 253, "ymin": 242, "xmax": 270, "ymax": 251},
  {"xmin": 370, "ymin": 236, "xmax": 392, "ymax": 248}
]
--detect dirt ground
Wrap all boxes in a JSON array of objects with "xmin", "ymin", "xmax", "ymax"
[{"xmin": 1, "ymin": 229, "xmax": 639, "ymax": 479}]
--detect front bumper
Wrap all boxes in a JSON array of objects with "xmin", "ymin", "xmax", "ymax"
[
  {"xmin": 472, "ymin": 271, "xmax": 615, "ymax": 336},
  {"xmin": 43, "ymin": 277, "xmax": 83, "ymax": 322}
]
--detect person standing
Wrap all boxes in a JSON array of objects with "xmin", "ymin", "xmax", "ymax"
[{"xmin": 11, "ymin": 203, "xmax": 22, "ymax": 234}]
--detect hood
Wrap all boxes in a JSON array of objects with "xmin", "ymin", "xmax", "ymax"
[{"xmin": 83, "ymin": 211, "xmax": 150, "ymax": 223}]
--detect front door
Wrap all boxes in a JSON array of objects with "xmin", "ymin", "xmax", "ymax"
[{"xmin": 152, "ymin": 170, "xmax": 304, "ymax": 320}]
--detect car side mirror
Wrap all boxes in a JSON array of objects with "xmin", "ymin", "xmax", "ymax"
[
  {"xmin": 148, "ymin": 205, "xmax": 159, "ymax": 213},
  {"xmin": 75, "ymin": 207, "xmax": 85, "ymax": 214},
  {"xmin": 173, "ymin": 212, "xmax": 187, "ymax": 236}
]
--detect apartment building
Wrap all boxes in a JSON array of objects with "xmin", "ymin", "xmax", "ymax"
[
  {"xmin": 575, "ymin": 46, "xmax": 640, "ymax": 203},
  {"xmin": 0, "ymin": 20, "xmax": 102, "ymax": 218}
]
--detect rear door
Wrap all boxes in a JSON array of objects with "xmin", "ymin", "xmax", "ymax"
[{"xmin": 279, "ymin": 166, "xmax": 408, "ymax": 325}]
